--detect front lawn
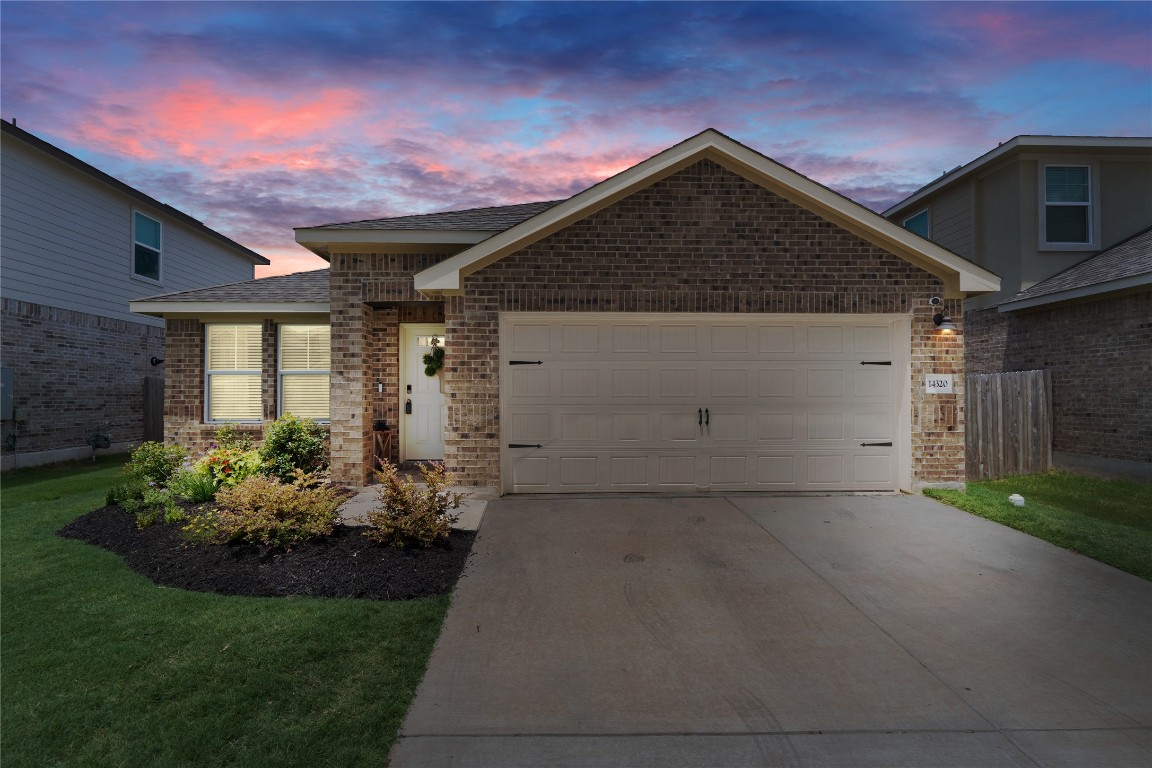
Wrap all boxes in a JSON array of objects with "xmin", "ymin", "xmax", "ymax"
[
  {"xmin": 1, "ymin": 457, "xmax": 448, "ymax": 767},
  {"xmin": 926, "ymin": 471, "xmax": 1152, "ymax": 580}
]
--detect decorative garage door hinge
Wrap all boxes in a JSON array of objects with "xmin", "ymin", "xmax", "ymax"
[
  {"xmin": 860, "ymin": 442, "xmax": 893, "ymax": 447},
  {"xmin": 860, "ymin": 361, "xmax": 892, "ymax": 365},
  {"xmin": 508, "ymin": 443, "xmax": 543, "ymax": 448},
  {"xmin": 509, "ymin": 360, "xmax": 544, "ymax": 365}
]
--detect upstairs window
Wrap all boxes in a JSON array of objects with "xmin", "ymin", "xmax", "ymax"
[
  {"xmin": 278, "ymin": 325, "xmax": 330, "ymax": 421},
  {"xmin": 1043, "ymin": 165, "xmax": 1092, "ymax": 247},
  {"xmin": 133, "ymin": 212, "xmax": 162, "ymax": 281},
  {"xmin": 206, "ymin": 324, "xmax": 262, "ymax": 423},
  {"xmin": 903, "ymin": 209, "xmax": 930, "ymax": 239}
]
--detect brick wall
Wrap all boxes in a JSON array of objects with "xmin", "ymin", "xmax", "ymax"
[
  {"xmin": 442, "ymin": 159, "xmax": 964, "ymax": 488},
  {"xmin": 163, "ymin": 317, "xmax": 329, "ymax": 458},
  {"xmin": 1, "ymin": 298, "xmax": 164, "ymax": 457},
  {"xmin": 966, "ymin": 293, "xmax": 1151, "ymax": 463},
  {"xmin": 320, "ymin": 160, "xmax": 970, "ymax": 488}
]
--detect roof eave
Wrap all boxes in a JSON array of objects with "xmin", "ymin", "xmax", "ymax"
[
  {"xmin": 885, "ymin": 135, "xmax": 1152, "ymax": 219},
  {"xmin": 997, "ymin": 274, "xmax": 1152, "ymax": 313},
  {"xmin": 294, "ymin": 227, "xmax": 493, "ymax": 260},
  {"xmin": 130, "ymin": 300, "xmax": 330, "ymax": 317}
]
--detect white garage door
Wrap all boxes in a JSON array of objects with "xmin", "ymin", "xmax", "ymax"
[{"xmin": 501, "ymin": 313, "xmax": 907, "ymax": 494}]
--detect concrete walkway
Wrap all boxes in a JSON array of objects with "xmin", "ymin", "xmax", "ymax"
[{"xmin": 390, "ymin": 495, "xmax": 1152, "ymax": 767}]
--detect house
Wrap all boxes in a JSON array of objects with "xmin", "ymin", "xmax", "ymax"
[
  {"xmin": 1, "ymin": 119, "xmax": 268, "ymax": 470},
  {"xmin": 885, "ymin": 137, "xmax": 1152, "ymax": 478},
  {"xmin": 132, "ymin": 129, "xmax": 999, "ymax": 494}
]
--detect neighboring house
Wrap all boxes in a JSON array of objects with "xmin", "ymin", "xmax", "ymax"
[
  {"xmin": 885, "ymin": 136, "xmax": 1152, "ymax": 477},
  {"xmin": 1, "ymin": 119, "xmax": 268, "ymax": 470},
  {"xmin": 133, "ymin": 129, "xmax": 999, "ymax": 494}
]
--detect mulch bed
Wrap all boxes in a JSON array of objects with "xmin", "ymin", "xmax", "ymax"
[{"xmin": 58, "ymin": 505, "xmax": 475, "ymax": 601}]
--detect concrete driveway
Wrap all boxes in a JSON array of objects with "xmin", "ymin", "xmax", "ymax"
[{"xmin": 390, "ymin": 495, "xmax": 1152, "ymax": 767}]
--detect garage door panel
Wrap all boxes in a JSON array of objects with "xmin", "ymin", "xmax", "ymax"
[{"xmin": 502, "ymin": 315, "xmax": 903, "ymax": 493}]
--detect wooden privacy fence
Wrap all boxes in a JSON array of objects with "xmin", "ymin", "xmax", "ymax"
[{"xmin": 966, "ymin": 370, "xmax": 1052, "ymax": 481}]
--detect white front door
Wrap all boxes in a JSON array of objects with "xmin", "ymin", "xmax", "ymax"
[
  {"xmin": 500, "ymin": 313, "xmax": 909, "ymax": 494},
  {"xmin": 400, "ymin": 323, "xmax": 446, "ymax": 462}
]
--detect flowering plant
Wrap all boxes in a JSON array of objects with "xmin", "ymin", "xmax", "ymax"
[{"xmin": 198, "ymin": 446, "xmax": 264, "ymax": 488}]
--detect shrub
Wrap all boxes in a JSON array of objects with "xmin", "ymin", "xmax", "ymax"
[
  {"xmin": 106, "ymin": 479, "xmax": 148, "ymax": 507},
  {"xmin": 260, "ymin": 415, "xmax": 327, "ymax": 483},
  {"xmin": 365, "ymin": 462, "xmax": 466, "ymax": 548},
  {"xmin": 123, "ymin": 487, "xmax": 183, "ymax": 529},
  {"xmin": 124, "ymin": 442, "xmax": 187, "ymax": 488},
  {"xmin": 199, "ymin": 447, "xmax": 264, "ymax": 489},
  {"xmin": 211, "ymin": 471, "xmax": 343, "ymax": 547},
  {"xmin": 168, "ymin": 469, "xmax": 219, "ymax": 503},
  {"xmin": 213, "ymin": 423, "xmax": 255, "ymax": 451}
]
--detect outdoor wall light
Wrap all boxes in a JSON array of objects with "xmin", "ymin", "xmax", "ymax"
[
  {"xmin": 933, "ymin": 312, "xmax": 957, "ymax": 332},
  {"xmin": 928, "ymin": 297, "xmax": 956, "ymax": 333}
]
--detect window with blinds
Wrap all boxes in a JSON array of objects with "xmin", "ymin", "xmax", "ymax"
[
  {"xmin": 1043, "ymin": 165, "xmax": 1092, "ymax": 246},
  {"xmin": 279, "ymin": 325, "xmax": 330, "ymax": 421},
  {"xmin": 205, "ymin": 324, "xmax": 262, "ymax": 422}
]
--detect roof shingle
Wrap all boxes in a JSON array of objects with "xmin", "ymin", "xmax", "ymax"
[
  {"xmin": 306, "ymin": 200, "xmax": 564, "ymax": 231},
  {"xmin": 1005, "ymin": 228, "xmax": 1152, "ymax": 304},
  {"xmin": 133, "ymin": 269, "xmax": 330, "ymax": 304}
]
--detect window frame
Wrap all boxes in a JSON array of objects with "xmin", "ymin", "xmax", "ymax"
[
  {"xmin": 204, "ymin": 323, "xmax": 263, "ymax": 424},
  {"xmin": 902, "ymin": 208, "xmax": 930, "ymax": 239},
  {"xmin": 132, "ymin": 210, "xmax": 164, "ymax": 284},
  {"xmin": 1039, "ymin": 162, "xmax": 1098, "ymax": 251},
  {"xmin": 277, "ymin": 324, "xmax": 331, "ymax": 422}
]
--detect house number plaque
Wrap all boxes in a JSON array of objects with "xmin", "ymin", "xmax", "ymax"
[{"xmin": 925, "ymin": 374, "xmax": 953, "ymax": 394}]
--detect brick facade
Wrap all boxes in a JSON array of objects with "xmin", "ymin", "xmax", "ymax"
[
  {"xmin": 163, "ymin": 317, "xmax": 330, "ymax": 457},
  {"xmin": 327, "ymin": 160, "xmax": 967, "ymax": 489},
  {"xmin": 964, "ymin": 293, "xmax": 1151, "ymax": 463},
  {"xmin": 1, "ymin": 298, "xmax": 164, "ymax": 459}
]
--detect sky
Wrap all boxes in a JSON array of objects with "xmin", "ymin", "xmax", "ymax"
[{"xmin": 2, "ymin": 1, "xmax": 1149, "ymax": 277}]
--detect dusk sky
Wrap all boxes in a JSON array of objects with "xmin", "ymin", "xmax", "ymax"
[{"xmin": 2, "ymin": 1, "xmax": 1149, "ymax": 277}]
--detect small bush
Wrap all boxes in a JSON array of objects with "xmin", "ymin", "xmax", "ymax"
[
  {"xmin": 260, "ymin": 415, "xmax": 327, "ymax": 483},
  {"xmin": 211, "ymin": 471, "xmax": 343, "ymax": 547},
  {"xmin": 107, "ymin": 480, "xmax": 147, "ymax": 507},
  {"xmin": 213, "ymin": 423, "xmax": 255, "ymax": 451},
  {"xmin": 168, "ymin": 470, "xmax": 219, "ymax": 503},
  {"xmin": 182, "ymin": 506, "xmax": 221, "ymax": 545},
  {"xmin": 124, "ymin": 442, "xmax": 187, "ymax": 487},
  {"xmin": 365, "ymin": 462, "xmax": 466, "ymax": 548},
  {"xmin": 123, "ymin": 487, "xmax": 183, "ymax": 529},
  {"xmin": 199, "ymin": 447, "xmax": 264, "ymax": 489}
]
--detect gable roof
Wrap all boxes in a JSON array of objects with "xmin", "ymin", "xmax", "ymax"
[
  {"xmin": 998, "ymin": 228, "xmax": 1152, "ymax": 312},
  {"xmin": 295, "ymin": 201, "xmax": 562, "ymax": 257},
  {"xmin": 885, "ymin": 135, "xmax": 1152, "ymax": 220},
  {"xmin": 130, "ymin": 269, "xmax": 329, "ymax": 316},
  {"xmin": 1, "ymin": 119, "xmax": 269, "ymax": 266},
  {"xmin": 413, "ymin": 129, "xmax": 999, "ymax": 298}
]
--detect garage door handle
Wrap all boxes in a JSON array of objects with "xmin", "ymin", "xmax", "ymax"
[
  {"xmin": 705, "ymin": 408, "xmax": 710, "ymax": 426},
  {"xmin": 509, "ymin": 360, "xmax": 543, "ymax": 365},
  {"xmin": 508, "ymin": 443, "xmax": 542, "ymax": 449},
  {"xmin": 860, "ymin": 442, "xmax": 893, "ymax": 447}
]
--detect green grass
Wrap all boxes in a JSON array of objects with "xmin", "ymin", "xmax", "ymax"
[
  {"xmin": 1, "ymin": 457, "xmax": 449, "ymax": 767},
  {"xmin": 926, "ymin": 471, "xmax": 1152, "ymax": 580}
]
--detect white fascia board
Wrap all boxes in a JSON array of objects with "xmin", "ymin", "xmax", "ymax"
[
  {"xmin": 130, "ymin": 301, "xmax": 329, "ymax": 317},
  {"xmin": 414, "ymin": 129, "xmax": 1000, "ymax": 297},
  {"xmin": 997, "ymin": 273, "xmax": 1152, "ymax": 312}
]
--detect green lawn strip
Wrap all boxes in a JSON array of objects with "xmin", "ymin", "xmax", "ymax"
[
  {"xmin": 925, "ymin": 471, "xmax": 1152, "ymax": 581},
  {"xmin": 2, "ymin": 458, "xmax": 450, "ymax": 767}
]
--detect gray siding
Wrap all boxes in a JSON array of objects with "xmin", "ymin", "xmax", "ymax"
[
  {"xmin": 929, "ymin": 183, "xmax": 973, "ymax": 260},
  {"xmin": 1, "ymin": 135, "xmax": 257, "ymax": 326}
]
